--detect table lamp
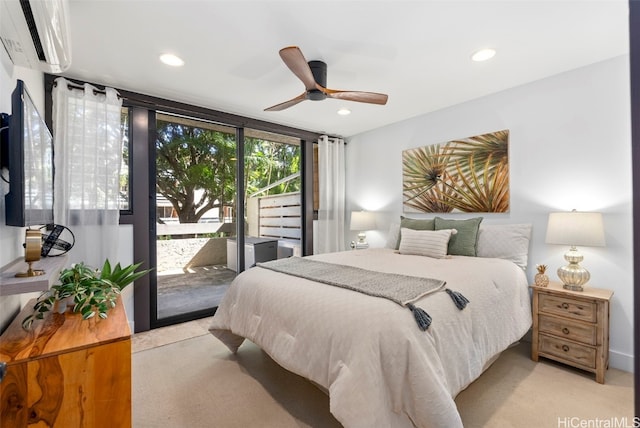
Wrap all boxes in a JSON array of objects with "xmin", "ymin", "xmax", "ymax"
[
  {"xmin": 350, "ymin": 211, "xmax": 377, "ymax": 249},
  {"xmin": 545, "ymin": 210, "xmax": 605, "ymax": 291}
]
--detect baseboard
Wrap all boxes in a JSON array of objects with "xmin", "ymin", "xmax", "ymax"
[{"xmin": 610, "ymin": 349, "xmax": 634, "ymax": 373}]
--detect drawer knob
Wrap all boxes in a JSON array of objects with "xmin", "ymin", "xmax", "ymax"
[
  {"xmin": 562, "ymin": 327, "xmax": 570, "ymax": 335},
  {"xmin": 561, "ymin": 302, "xmax": 569, "ymax": 309},
  {"xmin": 562, "ymin": 345, "xmax": 570, "ymax": 352}
]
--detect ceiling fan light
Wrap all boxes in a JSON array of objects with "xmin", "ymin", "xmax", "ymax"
[
  {"xmin": 337, "ymin": 108, "xmax": 351, "ymax": 116},
  {"xmin": 160, "ymin": 53, "xmax": 185, "ymax": 67},
  {"xmin": 471, "ymin": 48, "xmax": 496, "ymax": 62}
]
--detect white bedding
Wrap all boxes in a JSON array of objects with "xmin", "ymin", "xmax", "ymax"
[{"xmin": 209, "ymin": 248, "xmax": 532, "ymax": 428}]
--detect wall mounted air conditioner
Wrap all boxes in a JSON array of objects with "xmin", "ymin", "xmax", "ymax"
[{"xmin": 0, "ymin": 0, "xmax": 72, "ymax": 73}]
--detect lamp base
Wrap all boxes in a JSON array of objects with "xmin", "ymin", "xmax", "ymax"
[
  {"xmin": 557, "ymin": 246, "xmax": 590, "ymax": 292},
  {"xmin": 356, "ymin": 232, "xmax": 369, "ymax": 249},
  {"xmin": 562, "ymin": 283, "xmax": 585, "ymax": 292}
]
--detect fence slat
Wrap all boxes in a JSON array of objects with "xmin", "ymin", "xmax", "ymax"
[
  {"xmin": 260, "ymin": 226, "xmax": 301, "ymax": 239},
  {"xmin": 260, "ymin": 194, "xmax": 301, "ymax": 208},
  {"xmin": 259, "ymin": 217, "xmax": 301, "ymax": 227},
  {"xmin": 259, "ymin": 206, "xmax": 300, "ymax": 217}
]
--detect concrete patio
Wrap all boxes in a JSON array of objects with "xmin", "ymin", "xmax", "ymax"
[{"xmin": 157, "ymin": 265, "xmax": 237, "ymax": 319}]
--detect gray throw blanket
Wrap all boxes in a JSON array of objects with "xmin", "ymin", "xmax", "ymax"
[{"xmin": 257, "ymin": 257, "xmax": 469, "ymax": 331}]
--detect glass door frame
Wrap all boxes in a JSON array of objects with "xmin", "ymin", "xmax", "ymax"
[{"xmin": 143, "ymin": 115, "xmax": 250, "ymax": 328}]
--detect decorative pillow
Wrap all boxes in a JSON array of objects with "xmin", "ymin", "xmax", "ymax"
[
  {"xmin": 477, "ymin": 223, "xmax": 533, "ymax": 270},
  {"xmin": 398, "ymin": 228, "xmax": 457, "ymax": 259},
  {"xmin": 434, "ymin": 217, "xmax": 483, "ymax": 256},
  {"xmin": 395, "ymin": 216, "xmax": 435, "ymax": 249}
]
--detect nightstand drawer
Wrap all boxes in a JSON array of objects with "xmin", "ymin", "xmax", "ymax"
[
  {"xmin": 539, "ymin": 334, "xmax": 596, "ymax": 369},
  {"xmin": 539, "ymin": 315, "xmax": 597, "ymax": 345},
  {"xmin": 539, "ymin": 293, "xmax": 596, "ymax": 323}
]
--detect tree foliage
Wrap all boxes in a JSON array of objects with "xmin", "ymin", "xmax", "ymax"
[
  {"xmin": 244, "ymin": 137, "xmax": 301, "ymax": 198},
  {"xmin": 155, "ymin": 119, "xmax": 300, "ymax": 223}
]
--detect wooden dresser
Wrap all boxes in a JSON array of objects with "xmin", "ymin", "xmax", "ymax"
[
  {"xmin": 531, "ymin": 281, "xmax": 613, "ymax": 383},
  {"xmin": 0, "ymin": 297, "xmax": 131, "ymax": 427}
]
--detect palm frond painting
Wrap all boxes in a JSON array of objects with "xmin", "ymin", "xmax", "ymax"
[{"xmin": 403, "ymin": 130, "xmax": 509, "ymax": 213}]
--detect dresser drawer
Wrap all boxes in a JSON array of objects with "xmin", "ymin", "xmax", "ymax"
[
  {"xmin": 539, "ymin": 314, "xmax": 597, "ymax": 345},
  {"xmin": 539, "ymin": 334, "xmax": 596, "ymax": 369},
  {"xmin": 539, "ymin": 293, "xmax": 596, "ymax": 323}
]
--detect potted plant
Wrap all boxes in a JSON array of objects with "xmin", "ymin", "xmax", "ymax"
[{"xmin": 22, "ymin": 259, "xmax": 150, "ymax": 329}]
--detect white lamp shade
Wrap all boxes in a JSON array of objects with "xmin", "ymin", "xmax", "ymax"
[
  {"xmin": 350, "ymin": 211, "xmax": 377, "ymax": 231},
  {"xmin": 545, "ymin": 211, "xmax": 606, "ymax": 247}
]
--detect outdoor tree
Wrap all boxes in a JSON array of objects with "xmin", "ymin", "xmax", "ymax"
[
  {"xmin": 244, "ymin": 137, "xmax": 301, "ymax": 201},
  {"xmin": 156, "ymin": 120, "xmax": 236, "ymax": 223}
]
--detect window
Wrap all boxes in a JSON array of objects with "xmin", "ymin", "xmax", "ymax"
[{"xmin": 119, "ymin": 107, "xmax": 131, "ymax": 212}]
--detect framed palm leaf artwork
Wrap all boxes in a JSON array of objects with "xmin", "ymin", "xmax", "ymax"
[{"xmin": 403, "ymin": 130, "xmax": 509, "ymax": 213}]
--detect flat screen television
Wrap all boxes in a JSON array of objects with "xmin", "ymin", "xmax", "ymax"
[{"xmin": 0, "ymin": 79, "xmax": 54, "ymax": 227}]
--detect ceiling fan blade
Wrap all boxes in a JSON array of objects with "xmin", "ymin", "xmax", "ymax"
[
  {"xmin": 279, "ymin": 46, "xmax": 317, "ymax": 91},
  {"xmin": 323, "ymin": 87, "xmax": 389, "ymax": 105},
  {"xmin": 264, "ymin": 92, "xmax": 307, "ymax": 111}
]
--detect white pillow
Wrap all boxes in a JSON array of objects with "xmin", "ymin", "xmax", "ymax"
[
  {"xmin": 385, "ymin": 222, "xmax": 401, "ymax": 249},
  {"xmin": 476, "ymin": 223, "xmax": 532, "ymax": 270},
  {"xmin": 398, "ymin": 228, "xmax": 457, "ymax": 259}
]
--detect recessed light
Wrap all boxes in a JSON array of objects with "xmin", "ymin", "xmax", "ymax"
[
  {"xmin": 337, "ymin": 108, "xmax": 351, "ymax": 116},
  {"xmin": 471, "ymin": 48, "xmax": 496, "ymax": 62},
  {"xmin": 160, "ymin": 53, "xmax": 185, "ymax": 67}
]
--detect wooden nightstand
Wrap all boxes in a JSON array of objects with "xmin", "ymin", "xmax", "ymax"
[
  {"xmin": 531, "ymin": 281, "xmax": 613, "ymax": 383},
  {"xmin": 0, "ymin": 297, "xmax": 131, "ymax": 427}
]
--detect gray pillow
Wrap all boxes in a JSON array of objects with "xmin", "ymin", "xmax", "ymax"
[
  {"xmin": 395, "ymin": 216, "xmax": 435, "ymax": 249},
  {"xmin": 434, "ymin": 217, "xmax": 483, "ymax": 256}
]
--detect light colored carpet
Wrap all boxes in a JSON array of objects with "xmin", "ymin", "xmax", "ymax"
[
  {"xmin": 132, "ymin": 321, "xmax": 633, "ymax": 428},
  {"xmin": 133, "ymin": 333, "xmax": 341, "ymax": 428}
]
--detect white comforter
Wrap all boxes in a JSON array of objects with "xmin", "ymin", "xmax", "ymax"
[{"xmin": 209, "ymin": 248, "xmax": 532, "ymax": 428}]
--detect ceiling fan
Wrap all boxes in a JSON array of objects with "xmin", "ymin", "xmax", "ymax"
[{"xmin": 264, "ymin": 46, "xmax": 389, "ymax": 112}]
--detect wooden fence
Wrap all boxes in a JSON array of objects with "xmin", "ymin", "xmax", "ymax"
[{"xmin": 247, "ymin": 192, "xmax": 301, "ymax": 255}]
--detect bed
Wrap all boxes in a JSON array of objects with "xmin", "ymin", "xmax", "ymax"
[{"xmin": 209, "ymin": 223, "xmax": 533, "ymax": 428}]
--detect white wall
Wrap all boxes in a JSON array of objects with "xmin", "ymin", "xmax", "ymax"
[{"xmin": 345, "ymin": 55, "xmax": 633, "ymax": 372}]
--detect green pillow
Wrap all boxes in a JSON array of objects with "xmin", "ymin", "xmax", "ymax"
[
  {"xmin": 396, "ymin": 216, "xmax": 435, "ymax": 249},
  {"xmin": 434, "ymin": 217, "xmax": 483, "ymax": 256}
]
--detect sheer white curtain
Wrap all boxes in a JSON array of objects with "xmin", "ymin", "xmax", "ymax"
[
  {"xmin": 316, "ymin": 135, "xmax": 346, "ymax": 253},
  {"xmin": 52, "ymin": 77, "xmax": 123, "ymax": 267}
]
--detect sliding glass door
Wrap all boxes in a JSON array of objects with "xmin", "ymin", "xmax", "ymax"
[
  {"xmin": 148, "ymin": 117, "xmax": 303, "ymax": 325},
  {"xmin": 244, "ymin": 129, "xmax": 302, "ymax": 260},
  {"xmin": 152, "ymin": 113, "xmax": 238, "ymax": 323}
]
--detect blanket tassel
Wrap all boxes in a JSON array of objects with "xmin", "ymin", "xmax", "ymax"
[
  {"xmin": 445, "ymin": 289, "xmax": 469, "ymax": 310},
  {"xmin": 407, "ymin": 303, "xmax": 432, "ymax": 331}
]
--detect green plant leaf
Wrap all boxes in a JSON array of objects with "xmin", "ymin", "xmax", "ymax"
[{"xmin": 101, "ymin": 259, "xmax": 112, "ymax": 278}]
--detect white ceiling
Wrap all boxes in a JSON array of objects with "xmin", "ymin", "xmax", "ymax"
[{"xmin": 62, "ymin": 0, "xmax": 629, "ymax": 138}]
